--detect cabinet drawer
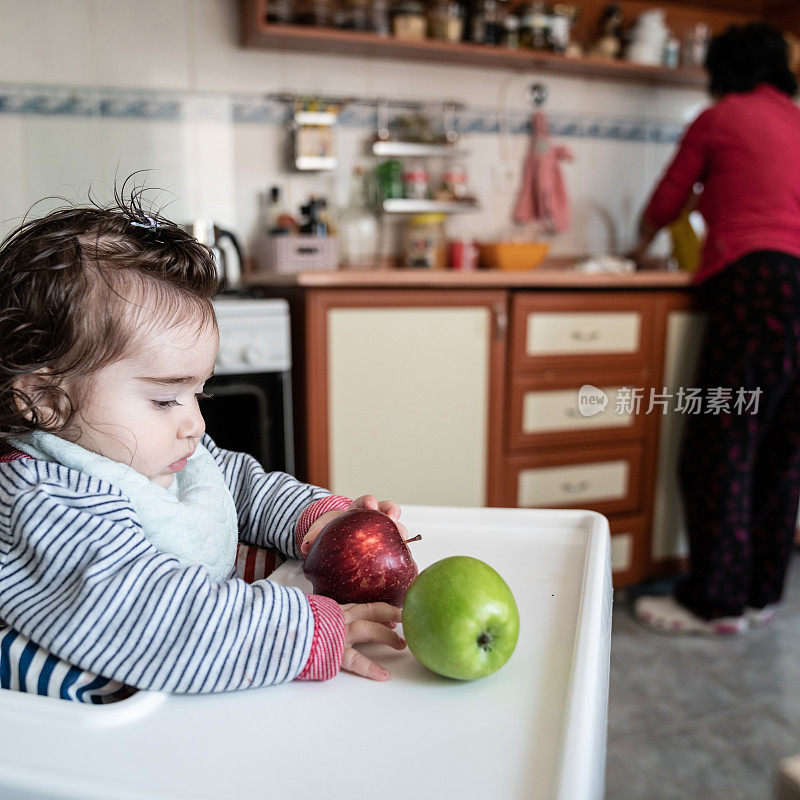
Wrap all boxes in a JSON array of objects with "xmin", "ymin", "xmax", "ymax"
[
  {"xmin": 607, "ymin": 514, "xmax": 647, "ymax": 586},
  {"xmin": 510, "ymin": 293, "xmax": 654, "ymax": 372},
  {"xmin": 507, "ymin": 376, "xmax": 646, "ymax": 449},
  {"xmin": 505, "ymin": 444, "xmax": 642, "ymax": 515}
]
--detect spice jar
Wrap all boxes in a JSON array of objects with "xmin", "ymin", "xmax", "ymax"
[
  {"xmin": 470, "ymin": 0, "xmax": 503, "ymax": 45},
  {"xmin": 503, "ymin": 14, "xmax": 520, "ymax": 49},
  {"xmin": 403, "ymin": 214, "xmax": 447, "ymax": 269},
  {"xmin": 403, "ymin": 161, "xmax": 430, "ymax": 200},
  {"xmin": 428, "ymin": 0, "xmax": 463, "ymax": 42},
  {"xmin": 391, "ymin": 0, "xmax": 427, "ymax": 40},
  {"xmin": 519, "ymin": 1, "xmax": 551, "ymax": 50},
  {"xmin": 441, "ymin": 162, "xmax": 469, "ymax": 199}
]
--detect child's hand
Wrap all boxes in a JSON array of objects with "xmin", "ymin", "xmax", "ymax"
[
  {"xmin": 300, "ymin": 494, "xmax": 408, "ymax": 556},
  {"xmin": 340, "ymin": 602, "xmax": 405, "ymax": 680}
]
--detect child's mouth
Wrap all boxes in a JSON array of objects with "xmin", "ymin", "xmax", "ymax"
[{"xmin": 168, "ymin": 457, "xmax": 189, "ymax": 472}]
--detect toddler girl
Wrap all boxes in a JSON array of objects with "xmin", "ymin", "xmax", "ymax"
[{"xmin": 0, "ymin": 198, "xmax": 406, "ymax": 703}]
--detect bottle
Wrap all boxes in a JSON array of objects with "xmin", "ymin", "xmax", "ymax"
[
  {"xmin": 299, "ymin": 198, "xmax": 328, "ymax": 236},
  {"xmin": 338, "ymin": 167, "xmax": 380, "ymax": 270}
]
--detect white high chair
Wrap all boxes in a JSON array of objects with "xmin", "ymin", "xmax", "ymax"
[{"xmin": 0, "ymin": 506, "xmax": 611, "ymax": 800}]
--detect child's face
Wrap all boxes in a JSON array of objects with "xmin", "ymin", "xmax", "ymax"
[{"xmin": 67, "ymin": 316, "xmax": 219, "ymax": 487}]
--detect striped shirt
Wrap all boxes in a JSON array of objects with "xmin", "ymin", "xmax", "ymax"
[{"xmin": 0, "ymin": 434, "xmax": 349, "ymax": 702}]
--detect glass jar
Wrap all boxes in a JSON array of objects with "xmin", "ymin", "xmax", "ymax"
[
  {"xmin": 339, "ymin": 0, "xmax": 370, "ymax": 30},
  {"xmin": 371, "ymin": 0, "xmax": 391, "ymax": 35},
  {"xmin": 403, "ymin": 214, "xmax": 447, "ymax": 269},
  {"xmin": 503, "ymin": 14, "xmax": 520, "ymax": 49},
  {"xmin": 266, "ymin": 0, "xmax": 294, "ymax": 24},
  {"xmin": 519, "ymin": 1, "xmax": 551, "ymax": 50},
  {"xmin": 403, "ymin": 161, "xmax": 430, "ymax": 200},
  {"xmin": 391, "ymin": 0, "xmax": 427, "ymax": 40},
  {"xmin": 428, "ymin": 0, "xmax": 463, "ymax": 42},
  {"xmin": 296, "ymin": 0, "xmax": 332, "ymax": 26},
  {"xmin": 470, "ymin": 0, "xmax": 502, "ymax": 45}
]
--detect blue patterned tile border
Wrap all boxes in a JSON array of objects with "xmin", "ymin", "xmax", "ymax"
[{"xmin": 0, "ymin": 83, "xmax": 683, "ymax": 143}]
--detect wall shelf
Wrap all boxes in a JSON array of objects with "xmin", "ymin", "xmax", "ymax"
[
  {"xmin": 373, "ymin": 141, "xmax": 468, "ymax": 158},
  {"xmin": 382, "ymin": 199, "xmax": 480, "ymax": 214},
  {"xmin": 240, "ymin": 0, "xmax": 708, "ymax": 88}
]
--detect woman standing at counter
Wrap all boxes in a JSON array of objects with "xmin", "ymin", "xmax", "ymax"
[{"xmin": 631, "ymin": 23, "xmax": 800, "ymax": 634}]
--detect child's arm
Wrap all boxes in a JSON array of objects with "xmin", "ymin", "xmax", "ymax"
[
  {"xmin": 203, "ymin": 434, "xmax": 350, "ymax": 559},
  {"xmin": 0, "ymin": 474, "xmax": 401, "ymax": 691}
]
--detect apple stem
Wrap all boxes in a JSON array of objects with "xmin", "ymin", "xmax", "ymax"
[{"xmin": 404, "ymin": 534, "xmax": 422, "ymax": 544}]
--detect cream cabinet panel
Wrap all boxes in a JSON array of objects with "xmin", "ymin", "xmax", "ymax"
[
  {"xmin": 522, "ymin": 386, "xmax": 635, "ymax": 434},
  {"xmin": 328, "ymin": 307, "xmax": 490, "ymax": 506},
  {"xmin": 611, "ymin": 533, "xmax": 633, "ymax": 573},
  {"xmin": 525, "ymin": 312, "xmax": 641, "ymax": 356},
  {"xmin": 517, "ymin": 460, "xmax": 629, "ymax": 507},
  {"xmin": 652, "ymin": 310, "xmax": 706, "ymax": 560}
]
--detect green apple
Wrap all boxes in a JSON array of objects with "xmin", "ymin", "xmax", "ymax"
[{"xmin": 401, "ymin": 556, "xmax": 519, "ymax": 681}]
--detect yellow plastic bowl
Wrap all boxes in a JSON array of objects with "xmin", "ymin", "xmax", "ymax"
[{"xmin": 478, "ymin": 242, "xmax": 550, "ymax": 271}]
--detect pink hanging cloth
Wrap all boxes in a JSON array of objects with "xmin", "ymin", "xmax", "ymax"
[{"xmin": 513, "ymin": 111, "xmax": 574, "ymax": 234}]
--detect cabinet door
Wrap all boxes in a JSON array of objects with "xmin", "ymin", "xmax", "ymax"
[
  {"xmin": 307, "ymin": 290, "xmax": 506, "ymax": 507},
  {"xmin": 651, "ymin": 303, "xmax": 706, "ymax": 563}
]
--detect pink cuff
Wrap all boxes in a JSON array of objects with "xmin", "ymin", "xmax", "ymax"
[
  {"xmin": 296, "ymin": 595, "xmax": 347, "ymax": 681},
  {"xmin": 295, "ymin": 495, "xmax": 351, "ymax": 554}
]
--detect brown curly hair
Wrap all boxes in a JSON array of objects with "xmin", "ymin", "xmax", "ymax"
[{"xmin": 0, "ymin": 190, "xmax": 219, "ymax": 439}]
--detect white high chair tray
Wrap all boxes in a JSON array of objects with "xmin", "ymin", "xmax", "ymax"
[{"xmin": 0, "ymin": 506, "xmax": 611, "ymax": 800}]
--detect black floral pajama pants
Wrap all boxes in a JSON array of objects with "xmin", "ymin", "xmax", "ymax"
[{"xmin": 674, "ymin": 251, "xmax": 800, "ymax": 620}]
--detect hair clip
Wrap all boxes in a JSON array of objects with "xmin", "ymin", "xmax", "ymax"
[{"xmin": 130, "ymin": 214, "xmax": 159, "ymax": 232}]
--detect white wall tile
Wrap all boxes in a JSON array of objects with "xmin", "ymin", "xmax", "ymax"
[
  {"xmin": 0, "ymin": 0, "xmax": 94, "ymax": 84},
  {"xmin": 0, "ymin": 0, "xmax": 710, "ymax": 261},
  {"xmin": 89, "ymin": 0, "xmax": 192, "ymax": 89}
]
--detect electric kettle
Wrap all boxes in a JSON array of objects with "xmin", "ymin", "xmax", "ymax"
[{"xmin": 182, "ymin": 220, "xmax": 245, "ymax": 292}]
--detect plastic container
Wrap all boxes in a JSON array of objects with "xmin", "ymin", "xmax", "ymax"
[
  {"xmin": 478, "ymin": 241, "xmax": 550, "ymax": 270},
  {"xmin": 403, "ymin": 213, "xmax": 447, "ymax": 268},
  {"xmin": 263, "ymin": 234, "xmax": 338, "ymax": 273}
]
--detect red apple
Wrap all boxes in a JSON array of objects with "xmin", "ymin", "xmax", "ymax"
[{"xmin": 302, "ymin": 509, "xmax": 421, "ymax": 606}]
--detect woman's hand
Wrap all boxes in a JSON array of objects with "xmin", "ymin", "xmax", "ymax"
[
  {"xmin": 300, "ymin": 494, "xmax": 408, "ymax": 556},
  {"xmin": 340, "ymin": 602, "xmax": 405, "ymax": 680}
]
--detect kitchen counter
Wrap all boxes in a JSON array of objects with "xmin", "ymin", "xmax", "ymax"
[{"xmin": 243, "ymin": 267, "xmax": 694, "ymax": 290}]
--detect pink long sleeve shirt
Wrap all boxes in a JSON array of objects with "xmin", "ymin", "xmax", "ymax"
[{"xmin": 643, "ymin": 84, "xmax": 800, "ymax": 283}]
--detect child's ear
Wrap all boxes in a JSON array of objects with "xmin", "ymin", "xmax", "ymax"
[{"xmin": 12, "ymin": 372, "xmax": 67, "ymax": 426}]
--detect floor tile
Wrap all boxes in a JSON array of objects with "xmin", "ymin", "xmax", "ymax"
[
  {"xmin": 605, "ymin": 741, "xmax": 692, "ymax": 800},
  {"xmin": 606, "ymin": 553, "xmax": 800, "ymax": 798},
  {"xmin": 613, "ymin": 707, "xmax": 800, "ymax": 800}
]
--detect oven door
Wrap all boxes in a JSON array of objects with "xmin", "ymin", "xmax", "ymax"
[{"xmin": 200, "ymin": 370, "xmax": 294, "ymax": 475}]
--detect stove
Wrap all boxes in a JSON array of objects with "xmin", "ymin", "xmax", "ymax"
[{"xmin": 203, "ymin": 297, "xmax": 294, "ymax": 475}]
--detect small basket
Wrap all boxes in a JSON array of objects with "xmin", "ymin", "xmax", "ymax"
[{"xmin": 264, "ymin": 235, "xmax": 338, "ymax": 274}]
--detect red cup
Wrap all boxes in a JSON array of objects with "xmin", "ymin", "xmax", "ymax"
[{"xmin": 448, "ymin": 239, "xmax": 478, "ymax": 271}]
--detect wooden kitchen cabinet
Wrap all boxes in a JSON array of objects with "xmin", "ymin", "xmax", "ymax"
[
  {"xmin": 253, "ymin": 272, "xmax": 695, "ymax": 587},
  {"xmin": 504, "ymin": 290, "xmax": 660, "ymax": 585},
  {"xmin": 282, "ymin": 288, "xmax": 508, "ymax": 507}
]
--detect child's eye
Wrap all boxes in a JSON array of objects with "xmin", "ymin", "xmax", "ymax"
[{"xmin": 152, "ymin": 399, "xmax": 180, "ymax": 409}]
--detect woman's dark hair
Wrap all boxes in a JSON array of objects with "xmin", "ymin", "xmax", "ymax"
[
  {"xmin": 705, "ymin": 23, "xmax": 799, "ymax": 98},
  {"xmin": 0, "ymin": 183, "xmax": 219, "ymax": 439}
]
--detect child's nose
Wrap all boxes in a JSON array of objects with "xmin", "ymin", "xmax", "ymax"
[{"xmin": 178, "ymin": 404, "xmax": 205, "ymax": 440}]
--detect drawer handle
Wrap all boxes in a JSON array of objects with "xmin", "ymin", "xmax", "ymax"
[
  {"xmin": 560, "ymin": 480, "xmax": 590, "ymax": 493},
  {"xmin": 570, "ymin": 329, "xmax": 600, "ymax": 341}
]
